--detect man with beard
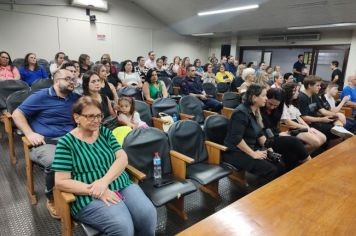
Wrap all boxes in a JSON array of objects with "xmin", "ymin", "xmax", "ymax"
[{"xmin": 12, "ymin": 69, "xmax": 80, "ymax": 219}]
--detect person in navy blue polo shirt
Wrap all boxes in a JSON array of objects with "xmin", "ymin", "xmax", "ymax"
[
  {"xmin": 12, "ymin": 69, "xmax": 80, "ymax": 219},
  {"xmin": 181, "ymin": 64, "xmax": 223, "ymax": 112}
]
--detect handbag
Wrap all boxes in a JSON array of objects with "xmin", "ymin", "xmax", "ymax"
[{"xmin": 159, "ymin": 112, "xmax": 174, "ymax": 132}]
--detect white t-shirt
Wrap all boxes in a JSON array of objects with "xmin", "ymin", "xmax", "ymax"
[
  {"xmin": 144, "ymin": 59, "xmax": 156, "ymax": 69},
  {"xmin": 118, "ymin": 72, "xmax": 141, "ymax": 86},
  {"xmin": 281, "ymin": 103, "xmax": 301, "ymax": 121},
  {"xmin": 324, "ymin": 94, "xmax": 336, "ymax": 109}
]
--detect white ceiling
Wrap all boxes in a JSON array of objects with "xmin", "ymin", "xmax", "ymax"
[{"xmin": 130, "ymin": 0, "xmax": 356, "ymax": 36}]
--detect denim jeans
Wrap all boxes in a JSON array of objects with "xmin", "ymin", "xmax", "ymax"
[{"xmin": 74, "ymin": 184, "xmax": 157, "ymax": 236}]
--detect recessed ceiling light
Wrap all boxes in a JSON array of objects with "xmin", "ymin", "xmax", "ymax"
[
  {"xmin": 288, "ymin": 22, "xmax": 356, "ymax": 30},
  {"xmin": 198, "ymin": 4, "xmax": 259, "ymax": 16},
  {"xmin": 192, "ymin": 33, "xmax": 214, "ymax": 36}
]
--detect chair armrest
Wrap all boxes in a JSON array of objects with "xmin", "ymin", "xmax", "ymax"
[
  {"xmin": 170, "ymin": 150, "xmax": 194, "ymax": 179},
  {"xmin": 3, "ymin": 112, "xmax": 13, "ymax": 133},
  {"xmin": 221, "ymin": 107, "xmax": 234, "ymax": 119},
  {"xmin": 53, "ymin": 187, "xmax": 75, "ymax": 235},
  {"xmin": 340, "ymin": 106, "xmax": 353, "ymax": 117},
  {"xmin": 145, "ymin": 100, "xmax": 153, "ymax": 106},
  {"xmin": 203, "ymin": 110, "xmax": 218, "ymax": 118},
  {"xmin": 179, "ymin": 113, "xmax": 194, "ymax": 120},
  {"xmin": 22, "ymin": 136, "xmax": 32, "ymax": 148},
  {"xmin": 173, "ymin": 87, "xmax": 180, "ymax": 96},
  {"xmin": 205, "ymin": 141, "xmax": 227, "ymax": 165},
  {"xmin": 126, "ymin": 164, "xmax": 146, "ymax": 183},
  {"xmin": 152, "ymin": 117, "xmax": 164, "ymax": 131}
]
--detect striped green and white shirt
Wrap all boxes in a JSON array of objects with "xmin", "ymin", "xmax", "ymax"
[{"xmin": 52, "ymin": 126, "xmax": 132, "ymax": 216}]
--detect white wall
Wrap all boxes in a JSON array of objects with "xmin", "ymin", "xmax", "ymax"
[
  {"xmin": 0, "ymin": 0, "xmax": 209, "ymax": 62},
  {"xmin": 345, "ymin": 30, "xmax": 356, "ymax": 79}
]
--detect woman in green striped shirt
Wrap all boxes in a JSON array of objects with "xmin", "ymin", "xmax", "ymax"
[{"xmin": 52, "ymin": 96, "xmax": 156, "ymax": 235}]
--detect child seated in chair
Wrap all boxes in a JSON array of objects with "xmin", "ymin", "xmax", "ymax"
[{"xmin": 117, "ymin": 96, "xmax": 148, "ymax": 129}]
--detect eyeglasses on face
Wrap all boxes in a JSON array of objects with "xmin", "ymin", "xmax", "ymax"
[
  {"xmin": 61, "ymin": 77, "xmax": 76, "ymax": 83},
  {"xmin": 81, "ymin": 113, "xmax": 104, "ymax": 121}
]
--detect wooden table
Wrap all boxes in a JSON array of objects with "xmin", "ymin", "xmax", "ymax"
[{"xmin": 178, "ymin": 136, "xmax": 356, "ymax": 236}]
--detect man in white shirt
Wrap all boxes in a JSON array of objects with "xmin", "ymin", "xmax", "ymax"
[{"xmin": 144, "ymin": 51, "xmax": 156, "ymax": 69}]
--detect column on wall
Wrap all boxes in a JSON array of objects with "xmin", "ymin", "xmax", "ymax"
[{"xmin": 345, "ymin": 30, "xmax": 356, "ymax": 81}]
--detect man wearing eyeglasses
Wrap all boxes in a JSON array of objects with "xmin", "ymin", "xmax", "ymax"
[
  {"xmin": 12, "ymin": 69, "xmax": 80, "ymax": 219},
  {"xmin": 181, "ymin": 65, "xmax": 223, "ymax": 112}
]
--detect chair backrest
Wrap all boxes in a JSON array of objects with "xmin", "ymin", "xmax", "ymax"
[
  {"xmin": 158, "ymin": 76, "xmax": 173, "ymax": 95},
  {"xmin": 222, "ymin": 92, "xmax": 241, "ymax": 108},
  {"xmin": 12, "ymin": 58, "xmax": 24, "ymax": 69},
  {"xmin": 179, "ymin": 95, "xmax": 204, "ymax": 124},
  {"xmin": 204, "ymin": 115, "xmax": 229, "ymax": 145},
  {"xmin": 0, "ymin": 80, "xmax": 30, "ymax": 110},
  {"xmin": 37, "ymin": 58, "xmax": 50, "ymax": 77},
  {"xmin": 202, "ymin": 83, "xmax": 217, "ymax": 98},
  {"xmin": 6, "ymin": 89, "xmax": 31, "ymax": 114},
  {"xmin": 151, "ymin": 98, "xmax": 178, "ymax": 117},
  {"xmin": 217, "ymin": 82, "xmax": 230, "ymax": 93},
  {"xmin": 31, "ymin": 78, "xmax": 53, "ymax": 93},
  {"xmin": 168, "ymin": 120, "xmax": 208, "ymax": 163},
  {"xmin": 123, "ymin": 127, "xmax": 171, "ymax": 178},
  {"xmin": 134, "ymin": 100, "xmax": 153, "ymax": 126},
  {"xmin": 112, "ymin": 61, "xmax": 120, "ymax": 71},
  {"xmin": 172, "ymin": 76, "xmax": 183, "ymax": 87}
]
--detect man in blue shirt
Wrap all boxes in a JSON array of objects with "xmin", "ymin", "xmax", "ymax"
[
  {"xmin": 12, "ymin": 69, "xmax": 80, "ymax": 218},
  {"xmin": 181, "ymin": 65, "xmax": 222, "ymax": 112},
  {"xmin": 341, "ymin": 75, "xmax": 356, "ymax": 116}
]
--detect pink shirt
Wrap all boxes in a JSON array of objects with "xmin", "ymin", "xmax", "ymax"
[{"xmin": 0, "ymin": 66, "xmax": 20, "ymax": 80}]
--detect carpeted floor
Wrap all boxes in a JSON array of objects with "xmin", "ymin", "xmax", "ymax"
[{"xmin": 0, "ymin": 123, "xmax": 254, "ymax": 236}]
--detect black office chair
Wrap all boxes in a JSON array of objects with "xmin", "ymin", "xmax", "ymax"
[
  {"xmin": 172, "ymin": 76, "xmax": 183, "ymax": 95},
  {"xmin": 3, "ymin": 89, "xmax": 31, "ymax": 164},
  {"xmin": 37, "ymin": 58, "xmax": 50, "ymax": 77},
  {"xmin": 158, "ymin": 76, "xmax": 173, "ymax": 95},
  {"xmin": 204, "ymin": 115, "xmax": 247, "ymax": 186},
  {"xmin": 123, "ymin": 127, "xmax": 197, "ymax": 220},
  {"xmin": 179, "ymin": 95, "xmax": 217, "ymax": 124},
  {"xmin": 134, "ymin": 100, "xmax": 153, "ymax": 127},
  {"xmin": 202, "ymin": 82, "xmax": 217, "ymax": 98},
  {"xmin": 12, "ymin": 58, "xmax": 25, "ymax": 69},
  {"xmin": 217, "ymin": 82, "xmax": 231, "ymax": 93},
  {"xmin": 168, "ymin": 120, "xmax": 231, "ymax": 199},
  {"xmin": 222, "ymin": 92, "xmax": 241, "ymax": 109},
  {"xmin": 31, "ymin": 78, "xmax": 53, "ymax": 93},
  {"xmin": 151, "ymin": 97, "xmax": 178, "ymax": 117},
  {"xmin": 0, "ymin": 80, "xmax": 30, "ymax": 110}
]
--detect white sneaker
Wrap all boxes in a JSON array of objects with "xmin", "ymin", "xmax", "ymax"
[{"xmin": 331, "ymin": 126, "xmax": 354, "ymax": 139}]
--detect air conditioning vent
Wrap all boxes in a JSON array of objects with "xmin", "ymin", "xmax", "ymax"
[
  {"xmin": 286, "ymin": 34, "xmax": 320, "ymax": 41},
  {"xmin": 258, "ymin": 35, "xmax": 286, "ymax": 42}
]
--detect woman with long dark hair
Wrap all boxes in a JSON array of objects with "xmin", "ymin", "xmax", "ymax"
[
  {"xmin": 19, "ymin": 53, "xmax": 48, "ymax": 86},
  {"xmin": 223, "ymin": 84, "xmax": 284, "ymax": 186}
]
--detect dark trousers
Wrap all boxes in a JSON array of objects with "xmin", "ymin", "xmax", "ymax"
[
  {"xmin": 310, "ymin": 122, "xmax": 338, "ymax": 140},
  {"xmin": 272, "ymin": 136, "xmax": 309, "ymax": 171},
  {"xmin": 223, "ymin": 150, "xmax": 284, "ymax": 186},
  {"xmin": 345, "ymin": 118, "xmax": 356, "ymax": 134},
  {"xmin": 202, "ymin": 98, "xmax": 223, "ymax": 112}
]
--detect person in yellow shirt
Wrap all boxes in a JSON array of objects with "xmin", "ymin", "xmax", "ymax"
[{"xmin": 215, "ymin": 64, "xmax": 234, "ymax": 83}]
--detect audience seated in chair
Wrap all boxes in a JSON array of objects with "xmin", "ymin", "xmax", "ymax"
[
  {"xmin": 260, "ymin": 87, "xmax": 313, "ymax": 170},
  {"xmin": 239, "ymin": 68, "xmax": 256, "ymax": 94},
  {"xmin": 12, "ymin": 69, "xmax": 80, "ymax": 218},
  {"xmin": 118, "ymin": 60, "xmax": 143, "ymax": 90},
  {"xmin": 143, "ymin": 68, "xmax": 168, "ymax": 103},
  {"xmin": 0, "ymin": 51, "xmax": 20, "ymax": 80},
  {"xmin": 117, "ymin": 96, "xmax": 148, "ymax": 129},
  {"xmin": 181, "ymin": 65, "xmax": 222, "ymax": 112},
  {"xmin": 202, "ymin": 63, "xmax": 217, "ymax": 86},
  {"xmin": 19, "ymin": 53, "xmax": 48, "ymax": 86},
  {"xmin": 93, "ymin": 63, "xmax": 119, "ymax": 104},
  {"xmin": 215, "ymin": 64, "xmax": 234, "ymax": 84},
  {"xmin": 223, "ymin": 84, "xmax": 285, "ymax": 187},
  {"xmin": 78, "ymin": 54, "xmax": 91, "ymax": 76},
  {"xmin": 100, "ymin": 53, "xmax": 118, "ymax": 75},
  {"xmin": 298, "ymin": 76, "xmax": 353, "ymax": 144},
  {"xmin": 52, "ymin": 96, "xmax": 157, "ymax": 236},
  {"xmin": 177, "ymin": 57, "xmax": 190, "ymax": 77},
  {"xmin": 280, "ymin": 83, "xmax": 326, "ymax": 154},
  {"xmin": 341, "ymin": 75, "xmax": 356, "ymax": 117},
  {"xmin": 49, "ymin": 52, "xmax": 67, "ymax": 76},
  {"xmin": 82, "ymin": 71, "xmax": 116, "ymax": 119}
]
